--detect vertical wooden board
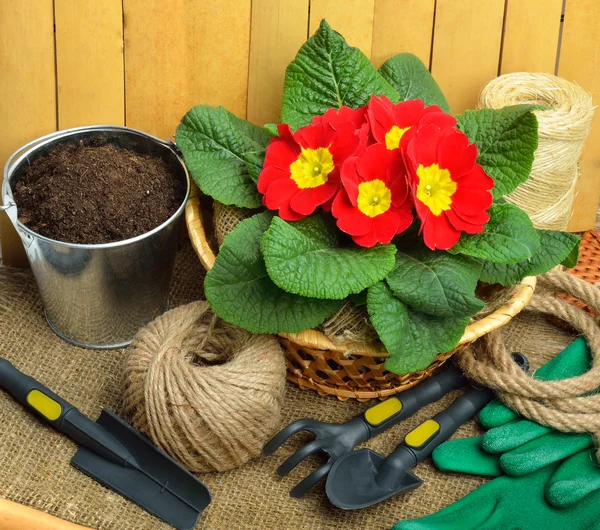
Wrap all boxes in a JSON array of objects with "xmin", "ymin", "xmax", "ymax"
[
  {"xmin": 309, "ymin": 0, "xmax": 375, "ymax": 58},
  {"xmin": 371, "ymin": 0, "xmax": 435, "ymax": 69},
  {"xmin": 560, "ymin": 0, "xmax": 600, "ymax": 231},
  {"xmin": 247, "ymin": 0, "xmax": 309, "ymax": 125},
  {"xmin": 0, "ymin": 1, "xmax": 56, "ymax": 266},
  {"xmin": 431, "ymin": 0, "xmax": 505, "ymax": 114},
  {"xmin": 500, "ymin": 0, "xmax": 562, "ymax": 74},
  {"xmin": 55, "ymin": 0, "xmax": 125, "ymax": 128},
  {"xmin": 124, "ymin": 0, "xmax": 251, "ymax": 139}
]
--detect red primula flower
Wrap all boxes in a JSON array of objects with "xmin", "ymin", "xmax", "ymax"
[
  {"xmin": 312, "ymin": 105, "xmax": 368, "ymax": 131},
  {"xmin": 332, "ymin": 143, "xmax": 413, "ymax": 247},
  {"xmin": 368, "ymin": 95, "xmax": 456, "ymax": 151},
  {"xmin": 257, "ymin": 121, "xmax": 361, "ymax": 220},
  {"xmin": 404, "ymin": 125, "xmax": 494, "ymax": 250}
]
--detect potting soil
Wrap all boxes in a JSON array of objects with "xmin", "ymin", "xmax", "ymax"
[{"xmin": 13, "ymin": 137, "xmax": 186, "ymax": 244}]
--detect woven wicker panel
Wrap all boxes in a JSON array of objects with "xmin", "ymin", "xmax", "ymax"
[
  {"xmin": 185, "ymin": 189, "xmax": 536, "ymax": 401},
  {"xmin": 553, "ymin": 230, "xmax": 600, "ymax": 323}
]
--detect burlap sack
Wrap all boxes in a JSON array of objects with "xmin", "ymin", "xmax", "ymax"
[{"xmin": 0, "ymin": 243, "xmax": 574, "ymax": 529}]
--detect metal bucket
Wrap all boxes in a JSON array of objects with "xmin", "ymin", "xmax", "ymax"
[{"xmin": 1, "ymin": 125, "xmax": 190, "ymax": 349}]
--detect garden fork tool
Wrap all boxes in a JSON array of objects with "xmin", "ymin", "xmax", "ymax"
[
  {"xmin": 325, "ymin": 353, "xmax": 529, "ymax": 509},
  {"xmin": 264, "ymin": 362, "xmax": 470, "ymax": 497}
]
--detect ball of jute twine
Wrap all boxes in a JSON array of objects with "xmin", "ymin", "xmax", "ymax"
[
  {"xmin": 456, "ymin": 270, "xmax": 600, "ymax": 458},
  {"xmin": 479, "ymin": 73, "xmax": 594, "ymax": 230},
  {"xmin": 122, "ymin": 301, "xmax": 287, "ymax": 472}
]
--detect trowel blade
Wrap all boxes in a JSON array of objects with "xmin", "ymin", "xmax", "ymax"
[
  {"xmin": 325, "ymin": 448, "xmax": 423, "ymax": 510},
  {"xmin": 71, "ymin": 409, "xmax": 211, "ymax": 530}
]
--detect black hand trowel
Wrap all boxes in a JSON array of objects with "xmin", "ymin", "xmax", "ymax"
[
  {"xmin": 0, "ymin": 358, "xmax": 211, "ymax": 529},
  {"xmin": 325, "ymin": 353, "xmax": 528, "ymax": 510}
]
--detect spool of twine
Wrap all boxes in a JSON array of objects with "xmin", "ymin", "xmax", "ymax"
[
  {"xmin": 478, "ymin": 73, "xmax": 594, "ymax": 230},
  {"xmin": 122, "ymin": 301, "xmax": 287, "ymax": 472},
  {"xmin": 457, "ymin": 270, "xmax": 600, "ymax": 458}
]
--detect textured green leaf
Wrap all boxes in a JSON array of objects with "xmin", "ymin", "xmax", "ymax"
[
  {"xmin": 262, "ymin": 216, "xmax": 396, "ymax": 299},
  {"xmin": 456, "ymin": 105, "xmax": 539, "ymax": 199},
  {"xmin": 450, "ymin": 203, "xmax": 540, "ymax": 264},
  {"xmin": 562, "ymin": 237, "xmax": 581, "ymax": 268},
  {"xmin": 480, "ymin": 231, "xmax": 581, "ymax": 286},
  {"xmin": 378, "ymin": 53, "xmax": 450, "ymax": 113},
  {"xmin": 176, "ymin": 106, "xmax": 270, "ymax": 207},
  {"xmin": 263, "ymin": 123, "xmax": 279, "ymax": 137},
  {"xmin": 204, "ymin": 212, "xmax": 342, "ymax": 333},
  {"xmin": 386, "ymin": 247, "xmax": 484, "ymax": 317},
  {"xmin": 367, "ymin": 282, "xmax": 469, "ymax": 375},
  {"xmin": 280, "ymin": 19, "xmax": 398, "ymax": 130}
]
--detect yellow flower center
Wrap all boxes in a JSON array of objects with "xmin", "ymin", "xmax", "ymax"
[
  {"xmin": 416, "ymin": 163, "xmax": 457, "ymax": 216},
  {"xmin": 385, "ymin": 125, "xmax": 411, "ymax": 150},
  {"xmin": 357, "ymin": 179, "xmax": 392, "ymax": 218},
  {"xmin": 289, "ymin": 147, "xmax": 335, "ymax": 189}
]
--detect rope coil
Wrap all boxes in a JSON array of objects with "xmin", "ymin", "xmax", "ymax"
[
  {"xmin": 479, "ymin": 73, "xmax": 594, "ymax": 230},
  {"xmin": 456, "ymin": 270, "xmax": 600, "ymax": 455}
]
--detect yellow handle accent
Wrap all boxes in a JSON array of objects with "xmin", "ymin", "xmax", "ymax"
[
  {"xmin": 364, "ymin": 398, "xmax": 402, "ymax": 426},
  {"xmin": 26, "ymin": 390, "xmax": 62, "ymax": 421},
  {"xmin": 405, "ymin": 419, "xmax": 440, "ymax": 448}
]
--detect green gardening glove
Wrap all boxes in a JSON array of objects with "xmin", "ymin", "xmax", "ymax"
[
  {"xmin": 393, "ymin": 463, "xmax": 600, "ymax": 530},
  {"xmin": 432, "ymin": 337, "xmax": 600, "ymax": 507}
]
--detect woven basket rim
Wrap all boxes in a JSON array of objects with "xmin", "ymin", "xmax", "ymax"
[{"xmin": 185, "ymin": 188, "xmax": 536, "ymax": 357}]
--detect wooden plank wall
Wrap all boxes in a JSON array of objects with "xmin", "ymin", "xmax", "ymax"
[{"xmin": 1, "ymin": 0, "xmax": 598, "ymax": 265}]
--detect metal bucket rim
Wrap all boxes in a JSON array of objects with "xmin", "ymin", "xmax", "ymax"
[{"xmin": 2, "ymin": 125, "xmax": 191, "ymax": 250}]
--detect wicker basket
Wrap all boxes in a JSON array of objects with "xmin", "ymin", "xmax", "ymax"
[{"xmin": 185, "ymin": 187, "xmax": 536, "ymax": 401}]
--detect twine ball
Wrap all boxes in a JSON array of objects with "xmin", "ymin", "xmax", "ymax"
[
  {"xmin": 478, "ymin": 72, "xmax": 594, "ymax": 230},
  {"xmin": 122, "ymin": 301, "xmax": 287, "ymax": 472}
]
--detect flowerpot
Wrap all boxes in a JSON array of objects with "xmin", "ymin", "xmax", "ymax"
[
  {"xmin": 1, "ymin": 126, "xmax": 190, "ymax": 349},
  {"xmin": 185, "ymin": 191, "xmax": 536, "ymax": 401}
]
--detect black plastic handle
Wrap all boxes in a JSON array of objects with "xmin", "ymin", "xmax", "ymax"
[
  {"xmin": 0, "ymin": 358, "xmax": 133, "ymax": 466},
  {"xmin": 375, "ymin": 385, "xmax": 493, "ymax": 489},
  {"xmin": 359, "ymin": 363, "xmax": 468, "ymax": 437}
]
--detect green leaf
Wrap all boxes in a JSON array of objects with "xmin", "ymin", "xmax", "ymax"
[
  {"xmin": 176, "ymin": 105, "xmax": 270, "ymax": 208},
  {"xmin": 456, "ymin": 105, "xmax": 539, "ymax": 199},
  {"xmin": 262, "ymin": 216, "xmax": 397, "ymax": 299},
  {"xmin": 280, "ymin": 19, "xmax": 399, "ymax": 130},
  {"xmin": 264, "ymin": 123, "xmax": 279, "ymax": 137},
  {"xmin": 378, "ymin": 53, "xmax": 450, "ymax": 113},
  {"xmin": 204, "ymin": 212, "xmax": 342, "ymax": 333},
  {"xmin": 480, "ymin": 231, "xmax": 581, "ymax": 286},
  {"xmin": 562, "ymin": 236, "xmax": 581, "ymax": 268},
  {"xmin": 386, "ymin": 247, "xmax": 484, "ymax": 317},
  {"xmin": 367, "ymin": 282, "xmax": 469, "ymax": 374},
  {"xmin": 450, "ymin": 203, "xmax": 540, "ymax": 264}
]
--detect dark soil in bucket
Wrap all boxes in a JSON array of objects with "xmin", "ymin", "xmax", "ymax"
[{"xmin": 13, "ymin": 137, "xmax": 186, "ymax": 244}]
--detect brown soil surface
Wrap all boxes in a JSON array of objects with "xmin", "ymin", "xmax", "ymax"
[{"xmin": 13, "ymin": 137, "xmax": 186, "ymax": 244}]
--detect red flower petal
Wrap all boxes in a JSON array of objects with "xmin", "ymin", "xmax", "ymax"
[
  {"xmin": 367, "ymin": 95, "xmax": 396, "ymax": 144},
  {"xmin": 290, "ymin": 181, "xmax": 338, "ymax": 216},
  {"xmin": 257, "ymin": 165, "xmax": 286, "ymax": 194},
  {"xmin": 340, "ymin": 158, "xmax": 361, "ymax": 206},
  {"xmin": 263, "ymin": 136, "xmax": 300, "ymax": 172},
  {"xmin": 263, "ymin": 178, "xmax": 305, "ymax": 221},
  {"xmin": 386, "ymin": 157, "xmax": 409, "ymax": 207},
  {"xmin": 352, "ymin": 229, "xmax": 379, "ymax": 248},
  {"xmin": 421, "ymin": 212, "xmax": 461, "ymax": 250},
  {"xmin": 329, "ymin": 121, "xmax": 361, "ymax": 165},
  {"xmin": 356, "ymin": 143, "xmax": 390, "ymax": 181},
  {"xmin": 406, "ymin": 125, "xmax": 440, "ymax": 168},
  {"xmin": 313, "ymin": 106, "xmax": 368, "ymax": 131},
  {"xmin": 437, "ymin": 130, "xmax": 477, "ymax": 177},
  {"xmin": 418, "ymin": 111, "xmax": 457, "ymax": 129},
  {"xmin": 392, "ymin": 99, "xmax": 427, "ymax": 128},
  {"xmin": 332, "ymin": 190, "xmax": 371, "ymax": 236},
  {"xmin": 445, "ymin": 208, "xmax": 486, "ymax": 234}
]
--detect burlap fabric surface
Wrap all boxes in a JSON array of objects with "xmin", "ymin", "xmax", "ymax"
[{"xmin": 0, "ymin": 243, "xmax": 574, "ymax": 529}]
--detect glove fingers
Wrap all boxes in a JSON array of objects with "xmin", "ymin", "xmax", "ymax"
[
  {"xmin": 500, "ymin": 432, "xmax": 593, "ymax": 476},
  {"xmin": 546, "ymin": 449, "xmax": 600, "ymax": 508},
  {"xmin": 482, "ymin": 418, "xmax": 551, "ymax": 454},
  {"xmin": 478, "ymin": 400, "xmax": 518, "ymax": 429},
  {"xmin": 432, "ymin": 437, "xmax": 502, "ymax": 477}
]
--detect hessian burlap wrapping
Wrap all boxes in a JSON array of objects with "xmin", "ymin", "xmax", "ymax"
[{"xmin": 0, "ymin": 243, "xmax": 576, "ymax": 529}]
